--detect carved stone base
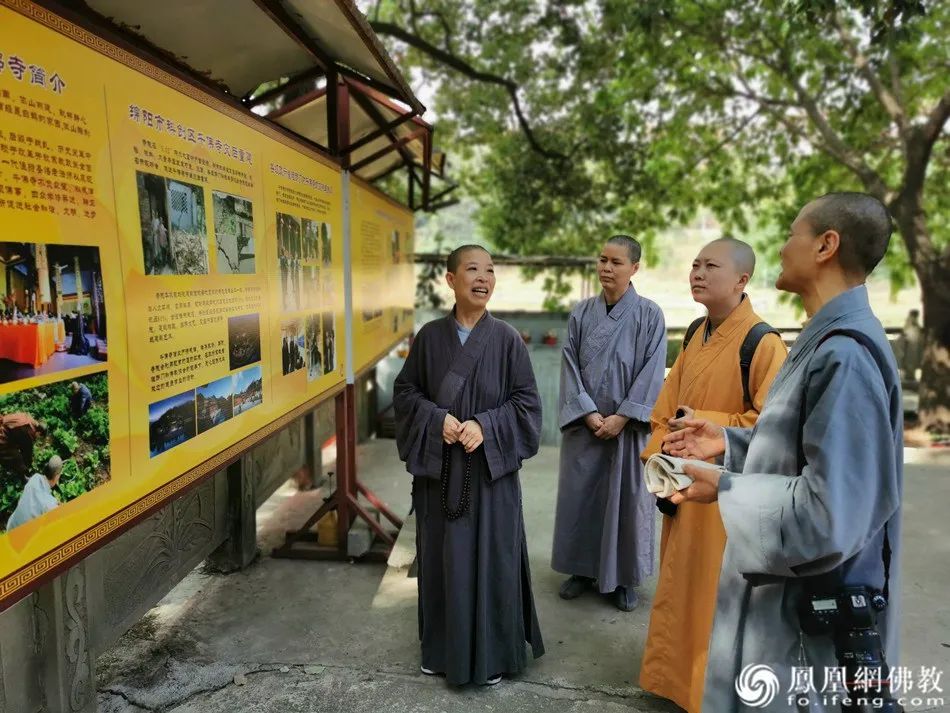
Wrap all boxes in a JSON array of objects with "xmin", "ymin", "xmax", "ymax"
[{"xmin": 207, "ymin": 459, "xmax": 258, "ymax": 573}]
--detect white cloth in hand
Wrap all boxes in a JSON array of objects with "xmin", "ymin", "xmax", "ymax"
[{"xmin": 644, "ymin": 454, "xmax": 723, "ymax": 498}]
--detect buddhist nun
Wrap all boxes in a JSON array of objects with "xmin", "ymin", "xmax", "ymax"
[
  {"xmin": 552, "ymin": 235, "xmax": 667, "ymax": 611},
  {"xmin": 393, "ymin": 244, "xmax": 544, "ymax": 686},
  {"xmin": 639, "ymin": 237, "xmax": 787, "ymax": 713},
  {"xmin": 663, "ymin": 193, "xmax": 903, "ymax": 711}
]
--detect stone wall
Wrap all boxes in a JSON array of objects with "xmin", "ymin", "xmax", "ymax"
[{"xmin": 0, "ymin": 410, "xmax": 317, "ymax": 713}]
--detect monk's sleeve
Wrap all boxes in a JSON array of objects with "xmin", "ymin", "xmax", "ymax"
[
  {"xmin": 393, "ymin": 333, "xmax": 447, "ymax": 479},
  {"xmin": 717, "ymin": 339, "xmax": 899, "ymax": 578},
  {"xmin": 641, "ymin": 349, "xmax": 682, "ymax": 462},
  {"xmin": 694, "ymin": 332, "xmax": 787, "ymax": 427},
  {"xmin": 617, "ymin": 308, "xmax": 667, "ymax": 426},
  {"xmin": 474, "ymin": 337, "xmax": 542, "ymax": 481},
  {"xmin": 558, "ymin": 310, "xmax": 597, "ymax": 429},
  {"xmin": 722, "ymin": 427, "xmax": 754, "ymax": 470}
]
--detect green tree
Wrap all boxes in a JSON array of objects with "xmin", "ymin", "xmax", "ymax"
[{"xmin": 368, "ymin": 0, "xmax": 949, "ymax": 431}]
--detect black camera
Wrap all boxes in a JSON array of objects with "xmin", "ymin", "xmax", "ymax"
[{"xmin": 799, "ymin": 585, "xmax": 904, "ymax": 712}]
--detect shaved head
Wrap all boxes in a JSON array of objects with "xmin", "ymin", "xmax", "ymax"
[
  {"xmin": 446, "ymin": 244, "xmax": 491, "ymax": 273},
  {"xmin": 802, "ymin": 192, "xmax": 892, "ymax": 277},
  {"xmin": 708, "ymin": 237, "xmax": 756, "ymax": 278}
]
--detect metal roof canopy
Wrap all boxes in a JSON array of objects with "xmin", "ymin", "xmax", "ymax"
[{"xmin": 54, "ymin": 0, "xmax": 452, "ymax": 210}]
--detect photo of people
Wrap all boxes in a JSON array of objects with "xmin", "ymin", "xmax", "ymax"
[
  {"xmin": 1, "ymin": 372, "xmax": 110, "ymax": 534},
  {"xmin": 196, "ymin": 376, "xmax": 234, "ymax": 434},
  {"xmin": 233, "ymin": 365, "xmax": 262, "ymax": 415},
  {"xmin": 302, "ymin": 218, "xmax": 319, "ymax": 263},
  {"xmin": 304, "ymin": 314, "xmax": 322, "ymax": 382},
  {"xmin": 148, "ymin": 389, "xmax": 196, "ymax": 458},
  {"xmin": 321, "ymin": 222, "xmax": 332, "ymax": 267},
  {"xmin": 280, "ymin": 319, "xmax": 305, "ymax": 376},
  {"xmin": 213, "ymin": 191, "xmax": 255, "ymax": 274},
  {"xmin": 277, "ymin": 212, "xmax": 302, "ymax": 312},
  {"xmin": 227, "ymin": 313, "xmax": 261, "ymax": 371},
  {"xmin": 137, "ymin": 171, "xmax": 209, "ymax": 275},
  {"xmin": 0, "ymin": 242, "xmax": 107, "ymax": 384},
  {"xmin": 321, "ymin": 311, "xmax": 335, "ymax": 375}
]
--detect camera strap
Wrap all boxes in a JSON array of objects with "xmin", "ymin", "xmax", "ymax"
[{"xmin": 809, "ymin": 329, "xmax": 898, "ymax": 600}]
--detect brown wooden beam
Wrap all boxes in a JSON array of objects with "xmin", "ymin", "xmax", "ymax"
[
  {"xmin": 424, "ymin": 198, "xmax": 460, "ymax": 213},
  {"xmin": 332, "ymin": 0, "xmax": 426, "ymax": 115},
  {"xmin": 243, "ymin": 67, "xmax": 325, "ymax": 107},
  {"xmin": 350, "ymin": 89, "xmax": 421, "ymax": 172},
  {"xmin": 423, "ymin": 129, "xmax": 433, "ymax": 209},
  {"xmin": 350, "ymin": 127, "xmax": 427, "ymax": 172},
  {"xmin": 344, "ymin": 111, "xmax": 417, "ymax": 156},
  {"xmin": 266, "ymin": 86, "xmax": 328, "ymax": 121},
  {"xmin": 327, "ymin": 70, "xmax": 340, "ymax": 156}
]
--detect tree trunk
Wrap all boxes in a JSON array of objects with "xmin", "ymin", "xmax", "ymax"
[
  {"xmin": 891, "ymin": 191, "xmax": 949, "ymax": 435},
  {"xmin": 916, "ymin": 271, "xmax": 950, "ymax": 434}
]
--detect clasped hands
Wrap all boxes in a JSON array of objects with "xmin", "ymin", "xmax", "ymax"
[
  {"xmin": 584, "ymin": 412, "xmax": 629, "ymax": 440},
  {"xmin": 443, "ymin": 413, "xmax": 483, "ymax": 453},
  {"xmin": 659, "ymin": 409, "xmax": 726, "ymax": 505}
]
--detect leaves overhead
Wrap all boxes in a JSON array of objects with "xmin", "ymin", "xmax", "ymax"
[{"xmin": 369, "ymin": 0, "xmax": 949, "ymax": 294}]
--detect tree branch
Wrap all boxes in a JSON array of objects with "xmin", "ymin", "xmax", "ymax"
[
  {"xmin": 766, "ymin": 44, "xmax": 890, "ymax": 198},
  {"xmin": 922, "ymin": 90, "xmax": 950, "ymax": 151},
  {"xmin": 831, "ymin": 12, "xmax": 907, "ymax": 135},
  {"xmin": 370, "ymin": 20, "xmax": 568, "ymax": 161}
]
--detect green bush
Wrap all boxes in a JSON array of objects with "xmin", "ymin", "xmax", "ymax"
[
  {"xmin": 53, "ymin": 427, "xmax": 80, "ymax": 455},
  {"xmin": 79, "ymin": 406, "xmax": 109, "ymax": 442},
  {"xmin": 1, "ymin": 373, "xmax": 110, "ymax": 522}
]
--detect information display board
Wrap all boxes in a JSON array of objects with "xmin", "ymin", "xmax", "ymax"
[
  {"xmin": 349, "ymin": 177, "xmax": 414, "ymax": 374},
  {"xmin": 0, "ymin": 3, "xmax": 347, "ymax": 606}
]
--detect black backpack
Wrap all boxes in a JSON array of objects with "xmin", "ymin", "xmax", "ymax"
[
  {"xmin": 656, "ymin": 317, "xmax": 781, "ymax": 518},
  {"xmin": 682, "ymin": 317, "xmax": 780, "ymax": 408}
]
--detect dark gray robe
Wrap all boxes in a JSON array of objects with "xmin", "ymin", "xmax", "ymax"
[
  {"xmin": 393, "ymin": 310, "xmax": 544, "ymax": 685},
  {"xmin": 705, "ymin": 285, "xmax": 903, "ymax": 712},
  {"xmin": 552, "ymin": 285, "xmax": 667, "ymax": 592}
]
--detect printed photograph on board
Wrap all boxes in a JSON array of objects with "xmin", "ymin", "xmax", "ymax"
[
  {"xmin": 227, "ymin": 313, "xmax": 261, "ymax": 371},
  {"xmin": 302, "ymin": 218, "xmax": 319, "ymax": 262},
  {"xmin": 233, "ymin": 365, "xmax": 262, "ymax": 415},
  {"xmin": 213, "ymin": 191, "xmax": 255, "ymax": 274},
  {"xmin": 0, "ymin": 372, "xmax": 110, "ymax": 534},
  {"xmin": 280, "ymin": 319, "xmax": 305, "ymax": 376},
  {"xmin": 320, "ymin": 222, "xmax": 331, "ymax": 267},
  {"xmin": 196, "ymin": 375, "xmax": 234, "ymax": 434},
  {"xmin": 321, "ymin": 311, "xmax": 335, "ymax": 375},
  {"xmin": 0, "ymin": 242, "xmax": 108, "ymax": 384},
  {"xmin": 304, "ymin": 314, "xmax": 322, "ymax": 382},
  {"xmin": 277, "ymin": 212, "xmax": 302, "ymax": 312},
  {"xmin": 137, "ymin": 171, "xmax": 209, "ymax": 275},
  {"xmin": 148, "ymin": 389, "xmax": 196, "ymax": 458}
]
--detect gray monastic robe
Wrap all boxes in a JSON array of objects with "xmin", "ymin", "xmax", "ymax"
[
  {"xmin": 705, "ymin": 285, "xmax": 903, "ymax": 712},
  {"xmin": 393, "ymin": 310, "xmax": 544, "ymax": 686},
  {"xmin": 552, "ymin": 285, "xmax": 667, "ymax": 593}
]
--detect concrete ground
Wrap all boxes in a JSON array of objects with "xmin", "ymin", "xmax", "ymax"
[{"xmin": 96, "ymin": 443, "xmax": 950, "ymax": 713}]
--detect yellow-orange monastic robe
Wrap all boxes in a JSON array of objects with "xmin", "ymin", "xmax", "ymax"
[{"xmin": 638, "ymin": 296, "xmax": 787, "ymax": 713}]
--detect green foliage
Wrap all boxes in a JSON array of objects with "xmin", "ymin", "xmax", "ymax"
[
  {"xmin": 0, "ymin": 373, "xmax": 110, "ymax": 525},
  {"xmin": 79, "ymin": 406, "xmax": 110, "ymax": 442},
  {"xmin": 372, "ymin": 0, "xmax": 947, "ymax": 291},
  {"xmin": 53, "ymin": 427, "xmax": 79, "ymax": 455}
]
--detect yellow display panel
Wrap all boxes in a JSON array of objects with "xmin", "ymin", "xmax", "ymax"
[
  {"xmin": 0, "ymin": 2, "xmax": 345, "ymax": 607},
  {"xmin": 349, "ymin": 177, "xmax": 414, "ymax": 374}
]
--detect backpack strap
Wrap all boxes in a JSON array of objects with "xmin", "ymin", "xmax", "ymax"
[
  {"xmin": 739, "ymin": 322, "xmax": 780, "ymax": 408},
  {"xmin": 682, "ymin": 317, "xmax": 705, "ymax": 349},
  {"xmin": 815, "ymin": 328, "xmax": 898, "ymax": 602}
]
